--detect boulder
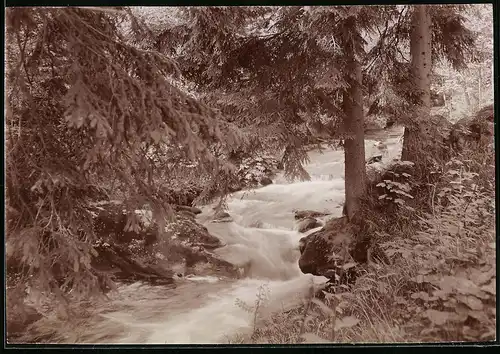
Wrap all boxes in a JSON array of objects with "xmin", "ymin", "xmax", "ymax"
[
  {"xmin": 298, "ymin": 217, "xmax": 387, "ymax": 282},
  {"xmin": 91, "ymin": 242, "xmax": 175, "ymax": 286},
  {"xmin": 297, "ymin": 217, "xmax": 322, "ymax": 233},
  {"xmin": 88, "ymin": 201, "xmax": 238, "ymax": 286},
  {"xmin": 260, "ymin": 177, "xmax": 273, "ymax": 186},
  {"xmin": 162, "ymin": 214, "xmax": 239, "ymax": 278},
  {"xmin": 171, "ymin": 245, "xmax": 240, "ymax": 278},
  {"xmin": 166, "ymin": 212, "xmax": 223, "ymax": 249},
  {"xmin": 213, "ymin": 210, "xmax": 233, "ymax": 223},
  {"xmin": 215, "ymin": 210, "xmax": 231, "ymax": 219},
  {"xmin": 249, "ymin": 220, "xmax": 264, "ymax": 228},
  {"xmin": 294, "ymin": 210, "xmax": 330, "ymax": 220},
  {"xmin": 298, "ymin": 217, "xmax": 354, "ymax": 276},
  {"xmin": 174, "ymin": 205, "xmax": 202, "ymax": 215}
]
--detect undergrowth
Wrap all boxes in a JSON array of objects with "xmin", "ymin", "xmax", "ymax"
[{"xmin": 230, "ymin": 143, "xmax": 496, "ymax": 343}]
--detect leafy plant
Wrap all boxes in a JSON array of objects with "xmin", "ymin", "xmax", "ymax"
[{"xmin": 235, "ymin": 283, "xmax": 271, "ymax": 339}]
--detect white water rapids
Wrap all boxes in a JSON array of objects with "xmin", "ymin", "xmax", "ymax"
[{"xmin": 53, "ymin": 128, "xmax": 404, "ymax": 344}]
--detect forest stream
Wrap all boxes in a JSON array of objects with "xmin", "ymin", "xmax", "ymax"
[{"xmin": 50, "ymin": 127, "xmax": 405, "ymax": 344}]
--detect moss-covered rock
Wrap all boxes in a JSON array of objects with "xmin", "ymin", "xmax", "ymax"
[
  {"xmin": 298, "ymin": 216, "xmax": 389, "ymax": 283},
  {"xmin": 88, "ymin": 201, "xmax": 240, "ymax": 286}
]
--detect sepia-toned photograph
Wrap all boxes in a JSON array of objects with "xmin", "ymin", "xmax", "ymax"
[{"xmin": 5, "ymin": 4, "xmax": 495, "ymax": 345}]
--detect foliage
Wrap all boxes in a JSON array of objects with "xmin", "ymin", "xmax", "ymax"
[
  {"xmin": 382, "ymin": 147, "xmax": 495, "ymax": 340},
  {"xmin": 375, "ymin": 162, "xmax": 414, "ymax": 209},
  {"xmin": 235, "ymin": 283, "xmax": 271, "ymax": 336},
  {"xmin": 236, "ymin": 155, "xmax": 280, "ymax": 187},
  {"xmin": 241, "ymin": 101, "xmax": 495, "ymax": 343},
  {"xmin": 5, "ymin": 7, "xmax": 246, "ymax": 303},
  {"xmin": 230, "ymin": 139, "xmax": 494, "ymax": 343},
  {"xmin": 145, "ymin": 5, "xmax": 482, "ymax": 175},
  {"xmin": 150, "ymin": 6, "xmax": 397, "ymax": 181},
  {"xmin": 432, "ymin": 4, "xmax": 494, "ymax": 122},
  {"xmin": 363, "ymin": 4, "xmax": 478, "ymax": 128}
]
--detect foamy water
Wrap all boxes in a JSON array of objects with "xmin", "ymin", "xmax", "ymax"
[{"xmin": 52, "ymin": 128, "xmax": 404, "ymax": 344}]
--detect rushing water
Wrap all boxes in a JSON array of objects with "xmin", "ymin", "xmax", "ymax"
[{"xmin": 50, "ymin": 128, "xmax": 404, "ymax": 344}]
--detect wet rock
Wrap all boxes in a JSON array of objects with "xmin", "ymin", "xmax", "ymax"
[
  {"xmin": 260, "ymin": 177, "xmax": 273, "ymax": 186},
  {"xmin": 298, "ymin": 217, "xmax": 389, "ymax": 282},
  {"xmin": 91, "ymin": 242, "xmax": 175, "ymax": 285},
  {"xmin": 88, "ymin": 201, "xmax": 235, "ymax": 286},
  {"xmin": 214, "ymin": 210, "xmax": 231, "ymax": 219},
  {"xmin": 249, "ymin": 220, "xmax": 264, "ymax": 228},
  {"xmin": 294, "ymin": 210, "xmax": 330, "ymax": 220},
  {"xmin": 366, "ymin": 155, "xmax": 383, "ymax": 165},
  {"xmin": 297, "ymin": 217, "xmax": 322, "ymax": 233},
  {"xmin": 385, "ymin": 120, "xmax": 396, "ymax": 129},
  {"xmin": 173, "ymin": 246, "xmax": 240, "ymax": 278},
  {"xmin": 166, "ymin": 213, "xmax": 223, "ymax": 249},
  {"xmin": 148, "ymin": 212, "xmax": 239, "ymax": 277},
  {"xmin": 236, "ymin": 155, "xmax": 279, "ymax": 188},
  {"xmin": 298, "ymin": 217, "xmax": 353, "ymax": 276},
  {"xmin": 212, "ymin": 210, "xmax": 233, "ymax": 223},
  {"xmin": 174, "ymin": 205, "xmax": 202, "ymax": 215}
]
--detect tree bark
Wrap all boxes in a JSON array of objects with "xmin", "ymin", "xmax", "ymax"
[
  {"xmin": 401, "ymin": 5, "xmax": 432, "ymax": 162},
  {"xmin": 478, "ymin": 65, "xmax": 482, "ymax": 111},
  {"xmin": 342, "ymin": 32, "xmax": 366, "ymax": 220}
]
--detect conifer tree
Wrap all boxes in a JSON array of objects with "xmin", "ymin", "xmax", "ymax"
[
  {"xmin": 401, "ymin": 5, "xmax": 432, "ymax": 161},
  {"xmin": 152, "ymin": 6, "xmax": 393, "ymax": 218},
  {"xmin": 5, "ymin": 7, "xmax": 246, "ymax": 300},
  {"xmin": 361, "ymin": 4, "xmax": 477, "ymax": 163}
]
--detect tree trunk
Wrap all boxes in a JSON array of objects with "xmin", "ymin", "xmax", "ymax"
[
  {"xmin": 401, "ymin": 5, "xmax": 432, "ymax": 162},
  {"xmin": 342, "ymin": 35, "xmax": 366, "ymax": 221},
  {"xmin": 478, "ymin": 66, "xmax": 482, "ymax": 111},
  {"xmin": 460, "ymin": 72, "xmax": 472, "ymax": 110}
]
